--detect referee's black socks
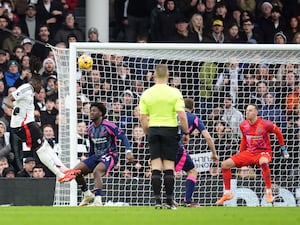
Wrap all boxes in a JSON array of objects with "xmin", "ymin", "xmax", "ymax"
[
  {"xmin": 151, "ymin": 170, "xmax": 162, "ymax": 201},
  {"xmin": 164, "ymin": 169, "xmax": 175, "ymax": 202}
]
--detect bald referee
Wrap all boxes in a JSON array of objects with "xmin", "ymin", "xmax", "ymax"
[{"xmin": 139, "ymin": 64, "xmax": 189, "ymax": 210}]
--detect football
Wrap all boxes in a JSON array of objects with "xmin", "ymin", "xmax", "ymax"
[{"xmin": 78, "ymin": 54, "xmax": 93, "ymax": 70}]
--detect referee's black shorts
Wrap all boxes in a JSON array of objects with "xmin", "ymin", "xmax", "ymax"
[{"xmin": 148, "ymin": 127, "xmax": 180, "ymax": 161}]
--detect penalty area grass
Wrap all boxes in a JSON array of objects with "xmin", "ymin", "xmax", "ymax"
[{"xmin": 0, "ymin": 206, "xmax": 299, "ymax": 225}]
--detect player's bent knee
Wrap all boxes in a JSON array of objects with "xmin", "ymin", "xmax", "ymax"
[
  {"xmin": 221, "ymin": 159, "xmax": 234, "ymax": 169},
  {"xmin": 187, "ymin": 168, "xmax": 198, "ymax": 177}
]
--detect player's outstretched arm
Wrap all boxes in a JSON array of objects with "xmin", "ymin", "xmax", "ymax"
[{"xmin": 201, "ymin": 130, "xmax": 218, "ymax": 163}]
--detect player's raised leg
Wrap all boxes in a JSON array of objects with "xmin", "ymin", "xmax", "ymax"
[{"xmin": 36, "ymin": 140, "xmax": 76, "ymax": 182}]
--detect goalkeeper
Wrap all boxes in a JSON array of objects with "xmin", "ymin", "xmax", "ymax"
[
  {"xmin": 216, "ymin": 104, "xmax": 289, "ymax": 205},
  {"xmin": 175, "ymin": 98, "xmax": 218, "ymax": 207}
]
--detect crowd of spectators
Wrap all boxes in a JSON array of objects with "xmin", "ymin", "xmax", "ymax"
[
  {"xmin": 0, "ymin": 0, "xmax": 299, "ymax": 182},
  {"xmin": 0, "ymin": 0, "xmax": 86, "ymax": 178},
  {"xmin": 112, "ymin": 0, "xmax": 300, "ymax": 44}
]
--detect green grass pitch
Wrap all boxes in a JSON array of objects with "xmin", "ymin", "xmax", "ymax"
[{"xmin": 0, "ymin": 206, "xmax": 299, "ymax": 225}]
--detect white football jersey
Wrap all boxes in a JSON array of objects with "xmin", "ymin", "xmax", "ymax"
[{"xmin": 10, "ymin": 83, "xmax": 35, "ymax": 128}]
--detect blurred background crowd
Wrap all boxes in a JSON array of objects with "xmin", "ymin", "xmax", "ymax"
[{"xmin": 0, "ymin": 0, "xmax": 299, "ymax": 181}]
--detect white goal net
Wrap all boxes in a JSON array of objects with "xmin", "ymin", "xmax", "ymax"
[{"xmin": 51, "ymin": 43, "xmax": 300, "ymax": 206}]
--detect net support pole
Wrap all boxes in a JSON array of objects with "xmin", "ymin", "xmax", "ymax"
[{"xmin": 69, "ymin": 45, "xmax": 79, "ymax": 206}]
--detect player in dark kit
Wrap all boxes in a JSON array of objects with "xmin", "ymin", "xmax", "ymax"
[
  {"xmin": 175, "ymin": 98, "xmax": 218, "ymax": 207},
  {"xmin": 72, "ymin": 102, "xmax": 134, "ymax": 206}
]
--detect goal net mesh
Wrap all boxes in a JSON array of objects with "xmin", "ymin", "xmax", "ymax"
[{"xmin": 51, "ymin": 43, "xmax": 300, "ymax": 206}]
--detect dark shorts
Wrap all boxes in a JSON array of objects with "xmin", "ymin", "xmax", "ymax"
[
  {"xmin": 12, "ymin": 122, "xmax": 43, "ymax": 151},
  {"xmin": 82, "ymin": 153, "xmax": 118, "ymax": 174},
  {"xmin": 175, "ymin": 146, "xmax": 195, "ymax": 172},
  {"xmin": 148, "ymin": 127, "xmax": 180, "ymax": 161}
]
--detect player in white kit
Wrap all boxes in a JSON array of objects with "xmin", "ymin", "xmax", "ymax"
[{"xmin": 3, "ymin": 75, "xmax": 79, "ymax": 182}]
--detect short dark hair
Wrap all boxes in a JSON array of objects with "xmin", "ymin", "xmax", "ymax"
[
  {"xmin": 91, "ymin": 102, "xmax": 107, "ymax": 116},
  {"xmin": 184, "ymin": 98, "xmax": 194, "ymax": 110},
  {"xmin": 248, "ymin": 103, "xmax": 259, "ymax": 111}
]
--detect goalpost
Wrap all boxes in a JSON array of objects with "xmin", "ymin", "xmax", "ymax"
[{"xmin": 51, "ymin": 43, "xmax": 300, "ymax": 206}]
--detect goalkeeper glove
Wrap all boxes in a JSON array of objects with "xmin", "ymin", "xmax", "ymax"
[{"xmin": 280, "ymin": 146, "xmax": 289, "ymax": 159}]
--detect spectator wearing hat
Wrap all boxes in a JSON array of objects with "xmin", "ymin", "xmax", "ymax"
[
  {"xmin": 2, "ymin": 166, "xmax": 16, "ymax": 178},
  {"xmin": 87, "ymin": 27, "xmax": 100, "ymax": 42},
  {"xmin": 54, "ymin": 13, "xmax": 84, "ymax": 46},
  {"xmin": 274, "ymin": 31, "xmax": 287, "ymax": 44},
  {"xmin": 2, "ymin": 23, "xmax": 23, "ymax": 55},
  {"xmin": 168, "ymin": 16, "xmax": 199, "ymax": 43},
  {"xmin": 262, "ymin": 6, "xmax": 286, "ymax": 43},
  {"xmin": 154, "ymin": 0, "xmax": 182, "ymax": 42},
  {"xmin": 45, "ymin": 74, "xmax": 58, "ymax": 100},
  {"xmin": 19, "ymin": 3, "xmax": 40, "ymax": 40},
  {"xmin": 257, "ymin": 1, "xmax": 274, "ymax": 43},
  {"xmin": 40, "ymin": 57, "xmax": 56, "ymax": 86},
  {"xmin": 19, "ymin": 39, "xmax": 40, "ymax": 73},
  {"xmin": 20, "ymin": 38, "xmax": 33, "ymax": 56},
  {"xmin": 16, "ymin": 157, "xmax": 36, "ymax": 177},
  {"xmin": 121, "ymin": 89, "xmax": 137, "ymax": 113},
  {"xmin": 4, "ymin": 60, "xmax": 20, "ymax": 89},
  {"xmin": 259, "ymin": 1, "xmax": 273, "ymax": 20},
  {"xmin": 203, "ymin": 18, "xmax": 228, "ymax": 43}
]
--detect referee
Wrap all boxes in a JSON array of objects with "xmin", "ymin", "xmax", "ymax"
[{"xmin": 139, "ymin": 64, "xmax": 189, "ymax": 210}]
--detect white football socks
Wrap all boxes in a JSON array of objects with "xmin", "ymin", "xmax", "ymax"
[
  {"xmin": 36, "ymin": 141, "xmax": 64, "ymax": 178},
  {"xmin": 43, "ymin": 140, "xmax": 68, "ymax": 172}
]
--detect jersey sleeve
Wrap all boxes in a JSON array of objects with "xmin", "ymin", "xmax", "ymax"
[
  {"xmin": 11, "ymin": 84, "xmax": 33, "ymax": 101},
  {"xmin": 139, "ymin": 94, "xmax": 148, "ymax": 115},
  {"xmin": 174, "ymin": 89, "xmax": 185, "ymax": 112},
  {"xmin": 111, "ymin": 124, "xmax": 132, "ymax": 150},
  {"xmin": 239, "ymin": 123, "xmax": 247, "ymax": 152},
  {"xmin": 194, "ymin": 116, "xmax": 206, "ymax": 132},
  {"xmin": 270, "ymin": 123, "xmax": 285, "ymax": 146}
]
